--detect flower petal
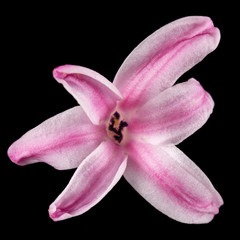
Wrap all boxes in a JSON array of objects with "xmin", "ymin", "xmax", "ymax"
[
  {"xmin": 49, "ymin": 140, "xmax": 128, "ymax": 221},
  {"xmin": 8, "ymin": 106, "xmax": 105, "ymax": 170},
  {"xmin": 124, "ymin": 140, "xmax": 223, "ymax": 224},
  {"xmin": 128, "ymin": 78, "xmax": 214, "ymax": 145},
  {"xmin": 114, "ymin": 16, "xmax": 220, "ymax": 109},
  {"xmin": 53, "ymin": 65, "xmax": 122, "ymax": 125}
]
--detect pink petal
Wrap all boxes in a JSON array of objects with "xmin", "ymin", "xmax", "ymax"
[
  {"xmin": 53, "ymin": 65, "xmax": 122, "ymax": 125},
  {"xmin": 128, "ymin": 78, "xmax": 214, "ymax": 145},
  {"xmin": 8, "ymin": 106, "xmax": 106, "ymax": 170},
  {"xmin": 124, "ymin": 140, "xmax": 223, "ymax": 224},
  {"xmin": 49, "ymin": 140, "xmax": 127, "ymax": 221},
  {"xmin": 114, "ymin": 16, "xmax": 220, "ymax": 109}
]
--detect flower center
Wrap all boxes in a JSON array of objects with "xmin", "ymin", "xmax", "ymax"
[{"xmin": 107, "ymin": 111, "xmax": 128, "ymax": 144}]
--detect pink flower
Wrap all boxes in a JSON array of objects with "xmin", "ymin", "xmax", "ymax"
[{"xmin": 8, "ymin": 16, "xmax": 223, "ymax": 224}]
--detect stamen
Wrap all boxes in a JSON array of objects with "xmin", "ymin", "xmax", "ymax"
[
  {"xmin": 113, "ymin": 111, "xmax": 120, "ymax": 119},
  {"xmin": 119, "ymin": 121, "xmax": 128, "ymax": 130},
  {"xmin": 114, "ymin": 134, "xmax": 123, "ymax": 143},
  {"xmin": 107, "ymin": 111, "xmax": 128, "ymax": 144},
  {"xmin": 108, "ymin": 120, "xmax": 119, "ymax": 134}
]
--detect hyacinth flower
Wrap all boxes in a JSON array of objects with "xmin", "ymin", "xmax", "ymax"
[{"xmin": 8, "ymin": 16, "xmax": 223, "ymax": 224}]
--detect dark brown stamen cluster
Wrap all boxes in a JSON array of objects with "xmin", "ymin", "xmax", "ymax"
[{"xmin": 108, "ymin": 111, "xmax": 128, "ymax": 143}]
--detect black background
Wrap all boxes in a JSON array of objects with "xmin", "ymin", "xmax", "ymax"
[{"xmin": 2, "ymin": 1, "xmax": 237, "ymax": 238}]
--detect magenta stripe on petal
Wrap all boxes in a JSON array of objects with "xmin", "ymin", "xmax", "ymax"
[
  {"xmin": 53, "ymin": 65, "xmax": 122, "ymax": 125},
  {"xmin": 8, "ymin": 106, "xmax": 106, "ymax": 170},
  {"xmin": 128, "ymin": 78, "xmax": 214, "ymax": 145},
  {"xmin": 124, "ymin": 140, "xmax": 223, "ymax": 224},
  {"xmin": 49, "ymin": 140, "xmax": 127, "ymax": 221},
  {"xmin": 114, "ymin": 16, "xmax": 220, "ymax": 109}
]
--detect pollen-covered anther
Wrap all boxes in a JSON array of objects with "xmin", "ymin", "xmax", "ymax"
[{"xmin": 107, "ymin": 111, "xmax": 128, "ymax": 144}]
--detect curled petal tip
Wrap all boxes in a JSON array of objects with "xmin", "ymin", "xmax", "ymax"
[
  {"xmin": 48, "ymin": 204, "xmax": 68, "ymax": 222},
  {"xmin": 206, "ymin": 26, "xmax": 221, "ymax": 52},
  {"xmin": 7, "ymin": 145, "xmax": 15, "ymax": 162},
  {"xmin": 7, "ymin": 141, "xmax": 28, "ymax": 166},
  {"xmin": 52, "ymin": 67, "xmax": 67, "ymax": 81},
  {"xmin": 7, "ymin": 143, "xmax": 22, "ymax": 166},
  {"xmin": 48, "ymin": 204, "xmax": 57, "ymax": 221},
  {"xmin": 214, "ymin": 194, "xmax": 224, "ymax": 215},
  {"xmin": 52, "ymin": 68, "xmax": 59, "ymax": 79},
  {"xmin": 52, "ymin": 65, "xmax": 75, "ymax": 78}
]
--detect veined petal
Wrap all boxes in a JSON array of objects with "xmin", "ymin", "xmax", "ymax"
[
  {"xmin": 128, "ymin": 79, "xmax": 214, "ymax": 145},
  {"xmin": 114, "ymin": 16, "xmax": 220, "ymax": 109},
  {"xmin": 8, "ymin": 106, "xmax": 105, "ymax": 170},
  {"xmin": 124, "ymin": 141, "xmax": 223, "ymax": 224},
  {"xmin": 49, "ymin": 140, "xmax": 128, "ymax": 221},
  {"xmin": 53, "ymin": 65, "xmax": 122, "ymax": 125}
]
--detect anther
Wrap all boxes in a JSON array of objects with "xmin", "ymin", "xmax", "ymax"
[
  {"xmin": 114, "ymin": 134, "xmax": 123, "ymax": 143},
  {"xmin": 113, "ymin": 112, "xmax": 120, "ymax": 119},
  {"xmin": 119, "ymin": 121, "xmax": 128, "ymax": 130}
]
